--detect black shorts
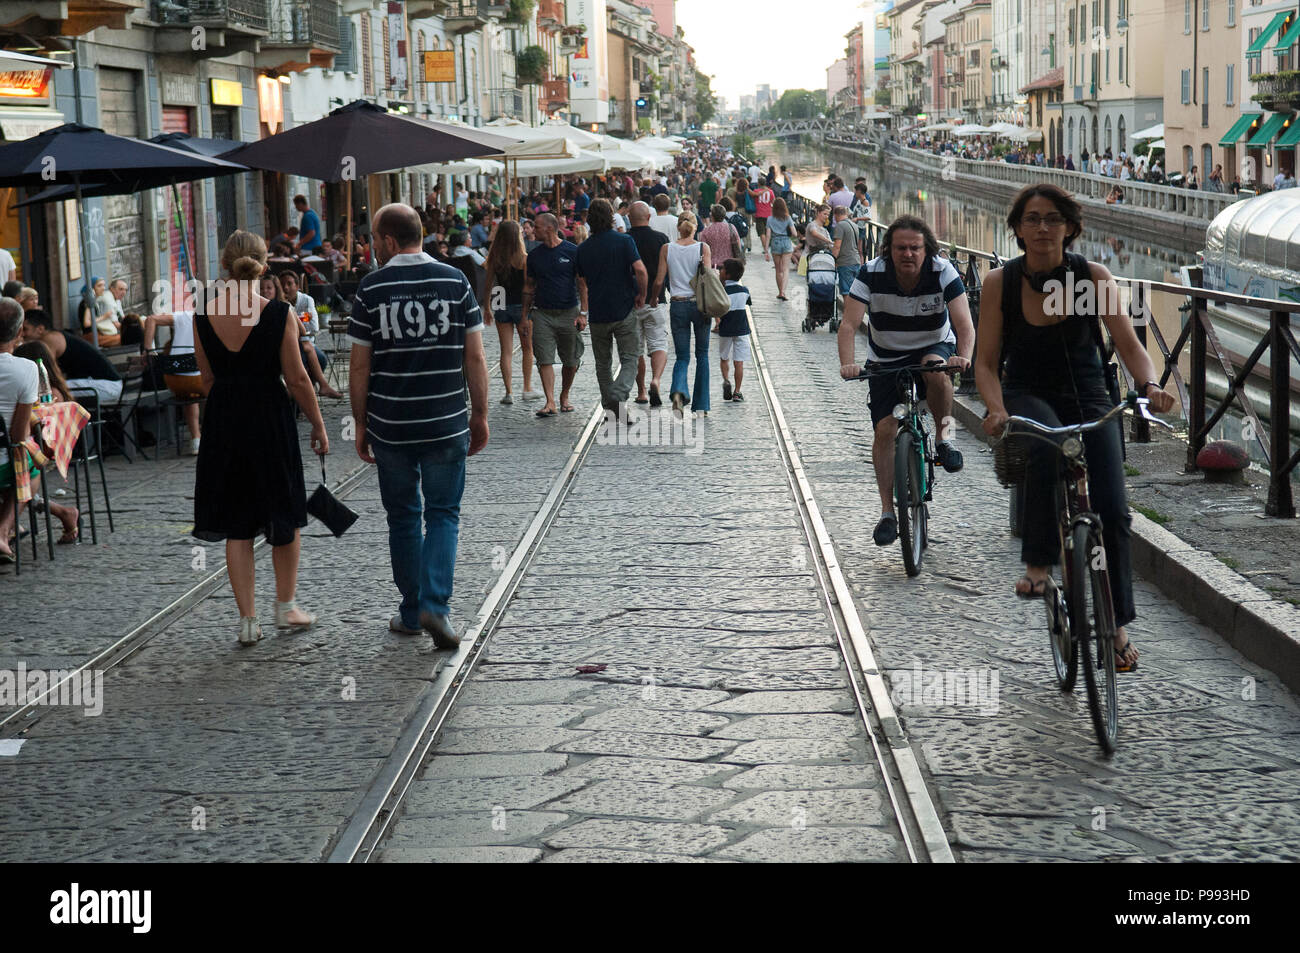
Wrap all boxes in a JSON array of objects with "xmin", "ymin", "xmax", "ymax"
[{"xmin": 866, "ymin": 342, "xmax": 957, "ymax": 427}]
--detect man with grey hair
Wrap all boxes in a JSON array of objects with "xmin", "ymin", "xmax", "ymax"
[
  {"xmin": 349, "ymin": 202, "xmax": 489, "ymax": 649},
  {"xmin": 523, "ymin": 212, "xmax": 584, "ymax": 416},
  {"xmin": 627, "ymin": 200, "xmax": 669, "ymax": 406},
  {"xmin": 108, "ymin": 278, "xmax": 128, "ymax": 321}
]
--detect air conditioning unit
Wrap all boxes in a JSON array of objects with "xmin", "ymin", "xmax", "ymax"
[{"xmin": 559, "ymin": 32, "xmax": 583, "ymax": 53}]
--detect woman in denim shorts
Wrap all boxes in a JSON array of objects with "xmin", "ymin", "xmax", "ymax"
[{"xmin": 483, "ymin": 222, "xmax": 539, "ymax": 404}]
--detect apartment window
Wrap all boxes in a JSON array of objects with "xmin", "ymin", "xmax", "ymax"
[
  {"xmin": 1185, "ymin": 0, "xmax": 1191, "ymax": 32},
  {"xmin": 1228, "ymin": 0, "xmax": 1236, "ymax": 25},
  {"xmin": 1181, "ymin": 68, "xmax": 1191, "ymax": 103},
  {"xmin": 1120, "ymin": 44, "xmax": 1125, "ymax": 82},
  {"xmin": 1106, "ymin": 49, "xmax": 1110, "ymax": 82},
  {"xmin": 1017, "ymin": 0, "xmax": 1022, "ymax": 24},
  {"xmin": 1069, "ymin": 10, "xmax": 1075, "ymax": 45},
  {"xmin": 1227, "ymin": 63, "xmax": 1235, "ymax": 104},
  {"xmin": 1203, "ymin": 0, "xmax": 1210, "ymax": 30},
  {"xmin": 1105, "ymin": 0, "xmax": 1111, "ymax": 34},
  {"xmin": 1202, "ymin": 67, "xmax": 1210, "ymax": 124}
]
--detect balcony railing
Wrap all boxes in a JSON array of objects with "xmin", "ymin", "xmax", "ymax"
[
  {"xmin": 152, "ymin": 0, "xmax": 269, "ymax": 31},
  {"xmin": 265, "ymin": 0, "xmax": 340, "ymax": 49},
  {"xmin": 542, "ymin": 77, "xmax": 568, "ymax": 107},
  {"xmin": 1251, "ymin": 71, "xmax": 1300, "ymax": 110}
]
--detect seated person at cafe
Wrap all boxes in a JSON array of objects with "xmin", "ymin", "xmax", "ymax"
[
  {"xmin": 78, "ymin": 277, "xmax": 121, "ymax": 347},
  {"xmin": 142, "ymin": 309, "xmax": 204, "ymax": 455},
  {"xmin": 321, "ymin": 239, "xmax": 346, "ymax": 269},
  {"xmin": 2, "ymin": 280, "xmax": 21, "ymax": 300},
  {"xmin": 0, "ymin": 300, "xmax": 81, "ymax": 557},
  {"xmin": 20, "ymin": 309, "xmax": 122, "ymax": 406},
  {"xmin": 119, "ymin": 312, "xmax": 144, "ymax": 348}
]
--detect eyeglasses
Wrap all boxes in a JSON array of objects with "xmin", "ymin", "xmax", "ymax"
[{"xmin": 1020, "ymin": 213, "xmax": 1068, "ymax": 229}]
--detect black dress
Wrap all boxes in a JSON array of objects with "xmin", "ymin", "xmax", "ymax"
[{"xmin": 193, "ymin": 299, "xmax": 307, "ymax": 546}]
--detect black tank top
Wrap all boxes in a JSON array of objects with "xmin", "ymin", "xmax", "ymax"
[
  {"xmin": 1000, "ymin": 255, "xmax": 1107, "ymax": 399},
  {"xmin": 496, "ymin": 265, "xmax": 525, "ymax": 307},
  {"xmin": 58, "ymin": 331, "xmax": 120, "ymax": 382}
]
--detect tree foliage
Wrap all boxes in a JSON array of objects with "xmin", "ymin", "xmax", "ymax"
[
  {"xmin": 694, "ymin": 70, "xmax": 716, "ymax": 125},
  {"xmin": 761, "ymin": 88, "xmax": 826, "ymax": 121}
]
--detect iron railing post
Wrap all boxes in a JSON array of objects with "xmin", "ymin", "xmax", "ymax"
[
  {"xmin": 1187, "ymin": 267, "xmax": 1207, "ymax": 472},
  {"xmin": 1268, "ymin": 309, "xmax": 1296, "ymax": 517},
  {"xmin": 1130, "ymin": 278, "xmax": 1150, "ymax": 443}
]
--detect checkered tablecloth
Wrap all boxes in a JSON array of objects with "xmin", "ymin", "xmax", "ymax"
[{"xmin": 13, "ymin": 401, "xmax": 91, "ymax": 501}]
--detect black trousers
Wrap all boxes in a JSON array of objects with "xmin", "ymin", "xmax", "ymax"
[{"xmin": 1004, "ymin": 388, "xmax": 1136, "ymax": 628}]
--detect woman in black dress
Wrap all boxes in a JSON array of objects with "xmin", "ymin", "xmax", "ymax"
[{"xmin": 193, "ymin": 231, "xmax": 330, "ymax": 645}]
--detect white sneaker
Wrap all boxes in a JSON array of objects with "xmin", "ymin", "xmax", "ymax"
[
  {"xmin": 186, "ymin": 437, "xmax": 201, "ymax": 456},
  {"xmin": 521, "ymin": 390, "xmax": 543, "ymax": 401},
  {"xmin": 500, "ymin": 393, "xmax": 514, "ymax": 405}
]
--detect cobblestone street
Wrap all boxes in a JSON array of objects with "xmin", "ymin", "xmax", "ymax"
[{"xmin": 3, "ymin": 249, "xmax": 1300, "ymax": 862}]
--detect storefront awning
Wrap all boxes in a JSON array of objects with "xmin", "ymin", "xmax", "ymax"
[
  {"xmin": 1248, "ymin": 11, "xmax": 1292, "ymax": 53},
  {"xmin": 1221, "ymin": 112, "xmax": 1265, "ymax": 146},
  {"xmin": 1276, "ymin": 13, "xmax": 1300, "ymax": 49},
  {"xmin": 0, "ymin": 109, "xmax": 65, "ymax": 142},
  {"xmin": 1248, "ymin": 111, "xmax": 1291, "ymax": 146},
  {"xmin": 1275, "ymin": 118, "xmax": 1300, "ymax": 149}
]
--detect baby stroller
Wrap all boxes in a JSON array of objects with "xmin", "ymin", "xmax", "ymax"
[{"xmin": 802, "ymin": 248, "xmax": 841, "ymax": 332}]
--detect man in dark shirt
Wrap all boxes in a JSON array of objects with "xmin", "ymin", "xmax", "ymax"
[
  {"xmin": 524, "ymin": 213, "xmax": 584, "ymax": 416},
  {"xmin": 21, "ymin": 310, "xmax": 122, "ymax": 405},
  {"xmin": 627, "ymin": 200, "xmax": 670, "ymax": 407},
  {"xmin": 575, "ymin": 199, "xmax": 647, "ymax": 415},
  {"xmin": 348, "ymin": 203, "xmax": 489, "ymax": 648},
  {"xmin": 573, "ymin": 183, "xmax": 591, "ymax": 213}
]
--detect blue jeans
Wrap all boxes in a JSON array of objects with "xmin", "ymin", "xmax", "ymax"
[
  {"xmin": 373, "ymin": 433, "xmax": 469, "ymax": 626},
  {"xmin": 837, "ymin": 265, "xmax": 858, "ymax": 294},
  {"xmin": 670, "ymin": 299, "xmax": 711, "ymax": 411}
]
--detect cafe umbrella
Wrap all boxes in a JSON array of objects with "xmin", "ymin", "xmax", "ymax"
[
  {"xmin": 14, "ymin": 132, "xmax": 249, "ymax": 285},
  {"xmin": 222, "ymin": 100, "xmax": 519, "ymax": 268},
  {"xmin": 0, "ymin": 123, "xmax": 248, "ymax": 345}
]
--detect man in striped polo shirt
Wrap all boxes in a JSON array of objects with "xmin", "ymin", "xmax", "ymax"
[
  {"xmin": 349, "ymin": 204, "xmax": 489, "ymax": 649},
  {"xmin": 837, "ymin": 215, "xmax": 975, "ymax": 547}
]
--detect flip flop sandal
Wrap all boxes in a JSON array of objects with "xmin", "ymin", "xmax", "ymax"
[
  {"xmin": 560, "ymin": 406, "xmax": 575, "ymax": 413},
  {"xmin": 1114, "ymin": 639, "xmax": 1139, "ymax": 673},
  {"xmin": 1015, "ymin": 575, "xmax": 1050, "ymax": 599},
  {"xmin": 634, "ymin": 397, "xmax": 649, "ymax": 404},
  {"xmin": 535, "ymin": 409, "xmax": 558, "ymax": 418}
]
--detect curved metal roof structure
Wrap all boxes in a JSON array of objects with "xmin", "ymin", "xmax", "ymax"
[{"xmin": 1204, "ymin": 190, "xmax": 1300, "ymax": 284}]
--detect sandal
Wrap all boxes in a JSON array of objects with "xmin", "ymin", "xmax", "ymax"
[
  {"xmin": 535, "ymin": 408, "xmax": 558, "ymax": 418},
  {"xmin": 1015, "ymin": 574, "xmax": 1050, "ymax": 599},
  {"xmin": 560, "ymin": 405, "xmax": 575, "ymax": 413},
  {"xmin": 1114, "ymin": 636, "xmax": 1139, "ymax": 673}
]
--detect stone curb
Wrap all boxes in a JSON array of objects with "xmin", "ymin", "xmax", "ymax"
[{"xmin": 950, "ymin": 394, "xmax": 1300, "ymax": 694}]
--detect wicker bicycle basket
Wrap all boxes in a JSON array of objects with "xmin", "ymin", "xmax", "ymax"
[{"xmin": 992, "ymin": 433, "xmax": 1030, "ymax": 487}]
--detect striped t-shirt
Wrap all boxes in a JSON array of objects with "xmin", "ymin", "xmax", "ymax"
[
  {"xmin": 848, "ymin": 255, "xmax": 966, "ymax": 363},
  {"xmin": 348, "ymin": 251, "xmax": 483, "ymax": 446}
]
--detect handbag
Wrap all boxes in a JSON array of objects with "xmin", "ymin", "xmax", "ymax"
[
  {"xmin": 306, "ymin": 457, "xmax": 358, "ymax": 537},
  {"xmin": 797, "ymin": 254, "xmax": 809, "ymax": 277},
  {"xmin": 690, "ymin": 253, "xmax": 730, "ymax": 319}
]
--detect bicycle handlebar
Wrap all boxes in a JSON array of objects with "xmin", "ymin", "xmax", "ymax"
[
  {"xmin": 993, "ymin": 392, "xmax": 1175, "ymax": 446},
  {"xmin": 847, "ymin": 361, "xmax": 966, "ymax": 382}
]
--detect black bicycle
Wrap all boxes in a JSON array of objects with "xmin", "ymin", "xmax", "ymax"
[
  {"xmin": 850, "ymin": 361, "xmax": 963, "ymax": 577},
  {"xmin": 993, "ymin": 392, "xmax": 1172, "ymax": 753}
]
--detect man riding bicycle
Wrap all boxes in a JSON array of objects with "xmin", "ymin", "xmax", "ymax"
[{"xmin": 837, "ymin": 215, "xmax": 975, "ymax": 546}]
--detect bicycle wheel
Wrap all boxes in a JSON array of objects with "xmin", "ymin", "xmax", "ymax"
[
  {"xmin": 1070, "ymin": 522, "xmax": 1119, "ymax": 752},
  {"xmin": 895, "ymin": 430, "xmax": 925, "ymax": 576},
  {"xmin": 1046, "ymin": 580, "xmax": 1077, "ymax": 690}
]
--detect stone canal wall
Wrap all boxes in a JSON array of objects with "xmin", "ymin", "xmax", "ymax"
[{"xmin": 824, "ymin": 140, "xmax": 1222, "ymax": 254}]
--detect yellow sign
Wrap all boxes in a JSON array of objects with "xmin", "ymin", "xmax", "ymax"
[
  {"xmin": 423, "ymin": 50, "xmax": 456, "ymax": 83},
  {"xmin": 210, "ymin": 78, "xmax": 243, "ymax": 107}
]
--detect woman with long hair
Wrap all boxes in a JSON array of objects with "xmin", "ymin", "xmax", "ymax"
[
  {"xmin": 482, "ymin": 220, "xmax": 539, "ymax": 403},
  {"xmin": 193, "ymin": 231, "xmax": 329, "ymax": 646},
  {"xmin": 767, "ymin": 197, "xmax": 797, "ymax": 300},
  {"xmin": 659, "ymin": 216, "xmax": 713, "ymax": 417},
  {"xmin": 975, "ymin": 184, "xmax": 1176, "ymax": 672}
]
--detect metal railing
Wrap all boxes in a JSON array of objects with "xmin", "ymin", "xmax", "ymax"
[
  {"xmin": 265, "ymin": 0, "xmax": 340, "ymax": 49},
  {"xmin": 818, "ymin": 208, "xmax": 1297, "ymax": 514},
  {"xmin": 856, "ymin": 139, "xmax": 1241, "ymax": 219},
  {"xmin": 152, "ymin": 0, "xmax": 270, "ymax": 30}
]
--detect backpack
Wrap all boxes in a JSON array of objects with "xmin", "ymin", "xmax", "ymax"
[{"xmin": 727, "ymin": 212, "xmax": 749, "ymax": 239}]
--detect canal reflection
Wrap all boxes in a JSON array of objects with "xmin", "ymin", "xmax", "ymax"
[{"xmin": 765, "ymin": 140, "xmax": 1194, "ymax": 284}]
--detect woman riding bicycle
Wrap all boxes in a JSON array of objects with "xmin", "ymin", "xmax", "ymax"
[{"xmin": 974, "ymin": 184, "xmax": 1175, "ymax": 672}]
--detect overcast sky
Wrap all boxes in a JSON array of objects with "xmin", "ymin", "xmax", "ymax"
[{"xmin": 676, "ymin": 0, "xmax": 876, "ymax": 108}]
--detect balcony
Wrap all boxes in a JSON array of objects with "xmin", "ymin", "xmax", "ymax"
[
  {"xmin": 542, "ymin": 77, "xmax": 568, "ymax": 111},
  {"xmin": 537, "ymin": 0, "xmax": 565, "ymax": 28},
  {"xmin": 10, "ymin": 1, "xmax": 145, "ymax": 35},
  {"xmin": 256, "ymin": 0, "xmax": 341, "ymax": 72},
  {"xmin": 151, "ymin": 0, "xmax": 268, "ymax": 57},
  {"xmin": 1251, "ymin": 71, "xmax": 1300, "ymax": 110}
]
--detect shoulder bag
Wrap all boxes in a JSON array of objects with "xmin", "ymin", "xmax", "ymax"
[{"xmin": 690, "ymin": 249, "xmax": 730, "ymax": 319}]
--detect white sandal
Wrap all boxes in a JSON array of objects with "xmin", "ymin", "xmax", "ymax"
[
  {"xmin": 275, "ymin": 600, "xmax": 317, "ymax": 632},
  {"xmin": 238, "ymin": 617, "xmax": 263, "ymax": 646}
]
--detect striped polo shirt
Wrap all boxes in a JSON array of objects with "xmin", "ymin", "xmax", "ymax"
[
  {"xmin": 848, "ymin": 255, "xmax": 966, "ymax": 363},
  {"xmin": 348, "ymin": 251, "xmax": 483, "ymax": 447}
]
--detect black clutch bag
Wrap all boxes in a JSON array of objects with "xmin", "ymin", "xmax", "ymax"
[{"xmin": 306, "ymin": 457, "xmax": 357, "ymax": 538}]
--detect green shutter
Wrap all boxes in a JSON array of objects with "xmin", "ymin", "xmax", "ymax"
[{"xmin": 1247, "ymin": 11, "xmax": 1292, "ymax": 53}]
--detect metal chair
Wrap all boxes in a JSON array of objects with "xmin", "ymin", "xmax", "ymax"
[{"xmin": 67, "ymin": 388, "xmax": 113, "ymax": 541}]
